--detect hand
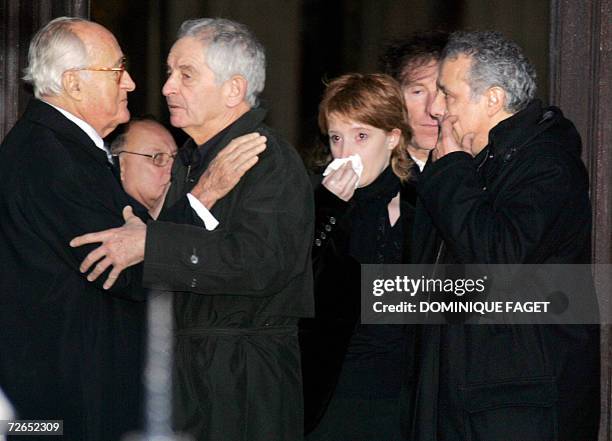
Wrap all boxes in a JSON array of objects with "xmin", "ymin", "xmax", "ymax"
[
  {"xmin": 431, "ymin": 114, "xmax": 475, "ymax": 162},
  {"xmin": 190, "ymin": 132, "xmax": 267, "ymax": 208},
  {"xmin": 322, "ymin": 162, "xmax": 359, "ymax": 201},
  {"xmin": 70, "ymin": 206, "xmax": 147, "ymax": 289}
]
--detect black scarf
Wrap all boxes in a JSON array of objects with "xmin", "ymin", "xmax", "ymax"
[{"xmin": 348, "ymin": 166, "xmax": 402, "ymax": 264}]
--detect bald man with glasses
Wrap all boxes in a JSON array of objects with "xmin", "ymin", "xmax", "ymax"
[{"xmin": 111, "ymin": 118, "xmax": 178, "ymax": 219}]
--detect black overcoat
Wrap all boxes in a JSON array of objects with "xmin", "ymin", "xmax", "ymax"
[
  {"xmin": 300, "ymin": 173, "xmax": 418, "ymax": 434},
  {"xmin": 405, "ymin": 100, "xmax": 600, "ymax": 441},
  {"xmin": 0, "ymin": 100, "xmax": 146, "ymax": 440},
  {"xmin": 143, "ymin": 108, "xmax": 314, "ymax": 441}
]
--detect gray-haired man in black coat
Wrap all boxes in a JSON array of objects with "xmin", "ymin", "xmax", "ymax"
[
  {"xmin": 407, "ymin": 31, "xmax": 599, "ymax": 441},
  {"xmin": 71, "ymin": 18, "xmax": 314, "ymax": 441}
]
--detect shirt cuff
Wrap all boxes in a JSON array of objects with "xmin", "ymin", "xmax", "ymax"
[{"xmin": 186, "ymin": 193, "xmax": 220, "ymax": 231}]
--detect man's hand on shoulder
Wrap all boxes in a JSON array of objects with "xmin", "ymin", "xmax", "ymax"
[
  {"xmin": 190, "ymin": 132, "xmax": 267, "ymax": 209},
  {"xmin": 70, "ymin": 206, "xmax": 147, "ymax": 289},
  {"xmin": 431, "ymin": 114, "xmax": 475, "ymax": 162}
]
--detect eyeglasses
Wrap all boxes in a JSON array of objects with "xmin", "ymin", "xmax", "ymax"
[
  {"xmin": 69, "ymin": 57, "xmax": 128, "ymax": 84},
  {"xmin": 114, "ymin": 150, "xmax": 176, "ymax": 167}
]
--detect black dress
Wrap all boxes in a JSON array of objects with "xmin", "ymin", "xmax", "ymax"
[{"xmin": 302, "ymin": 166, "xmax": 417, "ymax": 441}]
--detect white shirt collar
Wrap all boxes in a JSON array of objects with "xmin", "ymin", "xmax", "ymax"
[
  {"xmin": 410, "ymin": 155, "xmax": 426, "ymax": 172},
  {"xmin": 43, "ymin": 101, "xmax": 110, "ymax": 160}
]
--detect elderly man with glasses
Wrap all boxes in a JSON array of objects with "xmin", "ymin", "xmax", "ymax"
[
  {"xmin": 111, "ymin": 118, "xmax": 178, "ymax": 219},
  {"xmin": 0, "ymin": 17, "xmax": 263, "ymax": 441},
  {"xmin": 0, "ymin": 17, "xmax": 147, "ymax": 441}
]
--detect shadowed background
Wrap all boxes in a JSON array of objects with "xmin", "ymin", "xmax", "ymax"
[
  {"xmin": 1, "ymin": 1, "xmax": 611, "ymax": 439},
  {"xmin": 91, "ymin": 0, "xmax": 550, "ymax": 154}
]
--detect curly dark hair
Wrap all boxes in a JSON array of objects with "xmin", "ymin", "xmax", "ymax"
[{"xmin": 379, "ymin": 30, "xmax": 449, "ymax": 85}]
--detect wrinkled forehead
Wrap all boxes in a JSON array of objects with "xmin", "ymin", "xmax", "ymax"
[
  {"xmin": 438, "ymin": 54, "xmax": 472, "ymax": 87},
  {"xmin": 167, "ymin": 36, "xmax": 207, "ymax": 67}
]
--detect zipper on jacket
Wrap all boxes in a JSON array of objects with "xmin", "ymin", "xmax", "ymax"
[{"xmin": 476, "ymin": 146, "xmax": 492, "ymax": 172}]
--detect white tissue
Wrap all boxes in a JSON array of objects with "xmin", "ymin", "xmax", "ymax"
[{"xmin": 322, "ymin": 154, "xmax": 364, "ymax": 188}]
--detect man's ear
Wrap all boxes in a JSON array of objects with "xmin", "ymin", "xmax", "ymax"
[
  {"xmin": 485, "ymin": 86, "xmax": 506, "ymax": 116},
  {"xmin": 62, "ymin": 71, "xmax": 83, "ymax": 100},
  {"xmin": 224, "ymin": 75, "xmax": 247, "ymax": 107}
]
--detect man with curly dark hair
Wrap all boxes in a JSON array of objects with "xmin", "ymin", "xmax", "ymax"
[{"xmin": 380, "ymin": 30, "xmax": 448, "ymax": 171}]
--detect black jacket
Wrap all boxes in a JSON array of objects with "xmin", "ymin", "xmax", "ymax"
[
  {"xmin": 406, "ymin": 100, "xmax": 600, "ymax": 441},
  {"xmin": 301, "ymin": 172, "xmax": 418, "ymax": 433},
  {"xmin": 0, "ymin": 100, "xmax": 146, "ymax": 440},
  {"xmin": 143, "ymin": 108, "xmax": 314, "ymax": 441}
]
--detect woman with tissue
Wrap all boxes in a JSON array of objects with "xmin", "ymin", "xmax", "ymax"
[{"xmin": 301, "ymin": 73, "xmax": 417, "ymax": 440}]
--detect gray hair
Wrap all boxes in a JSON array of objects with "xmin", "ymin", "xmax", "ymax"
[
  {"xmin": 23, "ymin": 16, "xmax": 90, "ymax": 99},
  {"xmin": 177, "ymin": 18, "xmax": 266, "ymax": 107},
  {"xmin": 442, "ymin": 31, "xmax": 536, "ymax": 113}
]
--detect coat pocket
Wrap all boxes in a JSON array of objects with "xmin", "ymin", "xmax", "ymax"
[{"xmin": 459, "ymin": 376, "xmax": 558, "ymax": 441}]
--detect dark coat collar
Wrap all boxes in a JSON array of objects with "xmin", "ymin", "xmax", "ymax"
[
  {"xmin": 488, "ymin": 100, "xmax": 543, "ymax": 152},
  {"xmin": 21, "ymin": 99, "xmax": 150, "ymax": 220},
  {"xmin": 168, "ymin": 107, "xmax": 268, "ymax": 206},
  {"xmin": 483, "ymin": 99, "xmax": 562, "ymax": 158},
  {"xmin": 214, "ymin": 107, "xmax": 268, "ymax": 149},
  {"xmin": 179, "ymin": 107, "xmax": 268, "ymax": 168},
  {"xmin": 23, "ymin": 99, "xmax": 109, "ymax": 166}
]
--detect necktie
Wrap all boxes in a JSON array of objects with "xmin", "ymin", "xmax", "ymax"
[{"xmin": 105, "ymin": 144, "xmax": 122, "ymax": 184}]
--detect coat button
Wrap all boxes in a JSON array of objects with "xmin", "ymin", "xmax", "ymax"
[
  {"xmin": 329, "ymin": 216, "xmax": 336, "ymax": 225},
  {"xmin": 191, "ymin": 277, "xmax": 197, "ymax": 287},
  {"xmin": 190, "ymin": 254, "xmax": 199, "ymax": 264},
  {"xmin": 314, "ymin": 238, "xmax": 322, "ymax": 247},
  {"xmin": 324, "ymin": 224, "xmax": 332, "ymax": 232},
  {"xmin": 320, "ymin": 232, "xmax": 326, "ymax": 239}
]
